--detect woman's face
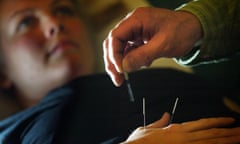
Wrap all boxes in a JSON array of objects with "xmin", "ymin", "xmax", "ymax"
[{"xmin": 0, "ymin": 0, "xmax": 95, "ymax": 105}]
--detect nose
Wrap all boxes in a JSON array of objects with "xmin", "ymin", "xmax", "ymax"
[
  {"xmin": 43, "ymin": 16, "xmax": 64, "ymax": 38},
  {"xmin": 49, "ymin": 23, "xmax": 64, "ymax": 36}
]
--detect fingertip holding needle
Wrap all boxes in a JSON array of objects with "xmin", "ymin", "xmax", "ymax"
[
  {"xmin": 123, "ymin": 72, "xmax": 135, "ymax": 102},
  {"xmin": 123, "ymin": 41, "xmax": 144, "ymax": 102}
]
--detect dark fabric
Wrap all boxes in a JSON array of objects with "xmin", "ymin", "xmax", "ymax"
[
  {"xmin": 55, "ymin": 68, "xmax": 240, "ymax": 144},
  {"xmin": 0, "ymin": 68, "xmax": 239, "ymax": 144}
]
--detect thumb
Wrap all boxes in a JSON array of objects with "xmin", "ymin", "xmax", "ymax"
[
  {"xmin": 147, "ymin": 112, "xmax": 171, "ymax": 128},
  {"xmin": 122, "ymin": 43, "xmax": 156, "ymax": 72}
]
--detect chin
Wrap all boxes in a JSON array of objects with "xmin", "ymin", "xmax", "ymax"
[{"xmin": 48, "ymin": 59, "xmax": 93, "ymax": 82}]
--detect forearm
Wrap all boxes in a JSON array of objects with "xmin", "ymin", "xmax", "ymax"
[{"xmin": 175, "ymin": 0, "xmax": 240, "ymax": 66}]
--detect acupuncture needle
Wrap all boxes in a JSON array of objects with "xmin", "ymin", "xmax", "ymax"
[
  {"xmin": 143, "ymin": 97, "xmax": 146, "ymax": 129},
  {"xmin": 169, "ymin": 97, "xmax": 179, "ymax": 124},
  {"xmin": 123, "ymin": 40, "xmax": 143, "ymax": 102},
  {"xmin": 123, "ymin": 72, "xmax": 135, "ymax": 102}
]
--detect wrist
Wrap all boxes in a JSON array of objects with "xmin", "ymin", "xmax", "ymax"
[
  {"xmin": 175, "ymin": 10, "xmax": 203, "ymax": 45},
  {"xmin": 173, "ymin": 11, "xmax": 203, "ymax": 66}
]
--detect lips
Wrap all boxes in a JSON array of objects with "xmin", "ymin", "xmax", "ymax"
[{"xmin": 47, "ymin": 40, "xmax": 78, "ymax": 58}]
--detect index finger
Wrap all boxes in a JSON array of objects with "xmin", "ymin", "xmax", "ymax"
[
  {"xmin": 180, "ymin": 117, "xmax": 235, "ymax": 132},
  {"xmin": 103, "ymin": 38, "xmax": 124, "ymax": 86},
  {"xmin": 107, "ymin": 14, "xmax": 143, "ymax": 73}
]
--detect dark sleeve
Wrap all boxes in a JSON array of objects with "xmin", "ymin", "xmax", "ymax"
[
  {"xmin": 100, "ymin": 136, "xmax": 128, "ymax": 144},
  {"xmin": 175, "ymin": 0, "xmax": 240, "ymax": 66}
]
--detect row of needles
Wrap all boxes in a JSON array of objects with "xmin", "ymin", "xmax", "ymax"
[
  {"xmin": 123, "ymin": 72, "xmax": 179, "ymax": 129},
  {"xmin": 142, "ymin": 97, "xmax": 179, "ymax": 129}
]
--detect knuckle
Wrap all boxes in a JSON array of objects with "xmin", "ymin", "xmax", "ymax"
[
  {"xmin": 167, "ymin": 124, "xmax": 181, "ymax": 131},
  {"xmin": 134, "ymin": 126, "xmax": 145, "ymax": 132},
  {"xmin": 134, "ymin": 7, "xmax": 147, "ymax": 13}
]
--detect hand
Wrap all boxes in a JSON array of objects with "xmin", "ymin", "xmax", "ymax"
[
  {"xmin": 121, "ymin": 113, "xmax": 240, "ymax": 144},
  {"xmin": 103, "ymin": 7, "xmax": 202, "ymax": 86}
]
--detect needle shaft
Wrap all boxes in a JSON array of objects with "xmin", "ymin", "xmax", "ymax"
[
  {"xmin": 143, "ymin": 97, "xmax": 146, "ymax": 129},
  {"xmin": 169, "ymin": 97, "xmax": 179, "ymax": 124},
  {"xmin": 123, "ymin": 72, "xmax": 135, "ymax": 102}
]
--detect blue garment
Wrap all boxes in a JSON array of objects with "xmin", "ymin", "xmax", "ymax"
[{"xmin": 0, "ymin": 87, "xmax": 73, "ymax": 144}]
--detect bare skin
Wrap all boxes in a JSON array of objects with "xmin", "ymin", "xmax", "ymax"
[
  {"xmin": 0, "ymin": 0, "xmax": 95, "ymax": 107},
  {"xmin": 121, "ymin": 113, "xmax": 240, "ymax": 144},
  {"xmin": 1, "ymin": 1, "xmax": 240, "ymax": 143},
  {"xmin": 104, "ymin": 6, "xmax": 240, "ymax": 144},
  {"xmin": 103, "ymin": 7, "xmax": 202, "ymax": 86}
]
